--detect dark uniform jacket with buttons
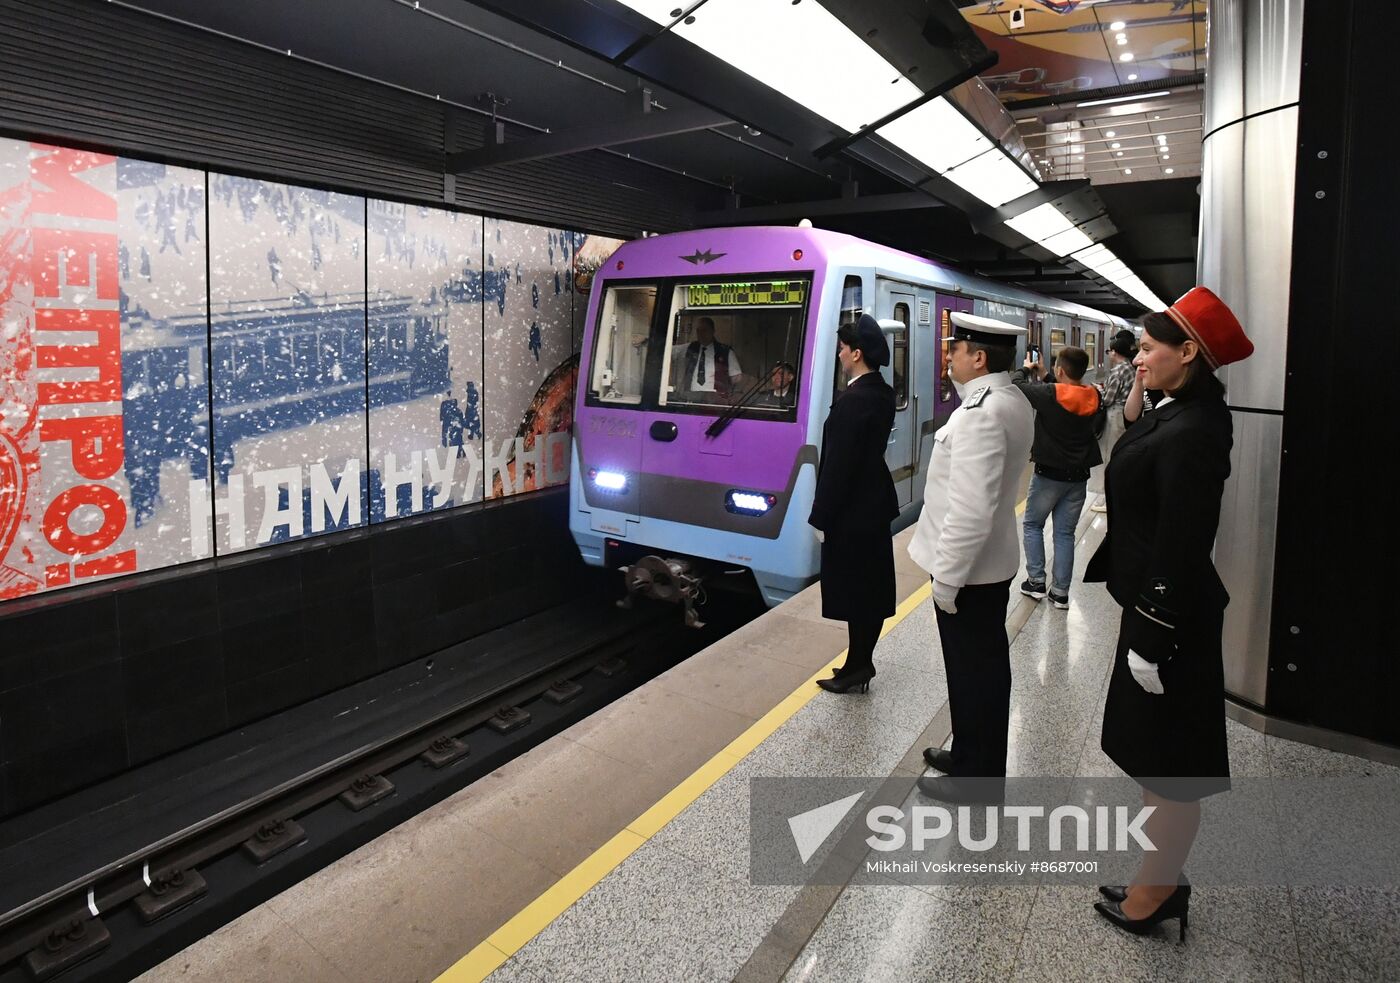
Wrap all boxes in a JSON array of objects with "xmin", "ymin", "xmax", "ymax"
[
  {"xmin": 1089, "ymin": 391, "xmax": 1234, "ymax": 794},
  {"xmin": 1085, "ymin": 393, "xmax": 1233, "ymax": 662},
  {"xmin": 809, "ymin": 372, "xmax": 898, "ymax": 622}
]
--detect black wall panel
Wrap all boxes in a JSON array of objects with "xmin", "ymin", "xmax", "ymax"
[
  {"xmin": 1268, "ymin": 1, "xmax": 1398, "ymax": 744},
  {"xmin": 0, "ymin": 489, "xmax": 582, "ymax": 818}
]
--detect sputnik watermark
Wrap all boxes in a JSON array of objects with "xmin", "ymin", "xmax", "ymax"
[
  {"xmin": 864, "ymin": 804, "xmax": 1157, "ymax": 853},
  {"xmin": 786, "ymin": 797, "xmax": 1155, "ymax": 865}
]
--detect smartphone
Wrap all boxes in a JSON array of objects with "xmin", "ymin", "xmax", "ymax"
[{"xmin": 1028, "ymin": 346, "xmax": 1039, "ymax": 362}]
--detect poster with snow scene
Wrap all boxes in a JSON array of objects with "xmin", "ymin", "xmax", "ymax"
[
  {"xmin": 366, "ymin": 200, "xmax": 487, "ymax": 519},
  {"xmin": 0, "ymin": 138, "xmax": 211, "ymax": 601},
  {"xmin": 482, "ymin": 218, "xmax": 577, "ymax": 499},
  {"xmin": 206, "ymin": 174, "xmax": 367, "ymax": 555}
]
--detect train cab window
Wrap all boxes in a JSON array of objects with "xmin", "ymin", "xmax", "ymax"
[
  {"xmin": 840, "ymin": 275, "xmax": 862, "ymax": 327},
  {"xmin": 660, "ymin": 278, "xmax": 807, "ymax": 417},
  {"xmin": 833, "ymin": 275, "xmax": 863, "ymax": 401},
  {"xmin": 890, "ymin": 302, "xmax": 910, "ymax": 411},
  {"xmin": 588, "ymin": 284, "xmax": 657, "ymax": 405},
  {"xmin": 1049, "ymin": 328, "xmax": 1066, "ymax": 359}
]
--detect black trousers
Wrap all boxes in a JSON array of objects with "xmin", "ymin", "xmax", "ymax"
[{"xmin": 934, "ymin": 579, "xmax": 1012, "ymax": 779}]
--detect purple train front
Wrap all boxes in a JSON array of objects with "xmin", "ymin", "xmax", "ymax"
[{"xmin": 569, "ymin": 226, "xmax": 1124, "ymax": 612}]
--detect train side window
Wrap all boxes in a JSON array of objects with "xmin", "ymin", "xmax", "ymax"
[
  {"xmin": 891, "ymin": 302, "xmax": 909, "ymax": 410},
  {"xmin": 588, "ymin": 284, "xmax": 657, "ymax": 405},
  {"xmin": 938, "ymin": 307, "xmax": 953, "ymax": 403},
  {"xmin": 834, "ymin": 275, "xmax": 862, "ymax": 401}
]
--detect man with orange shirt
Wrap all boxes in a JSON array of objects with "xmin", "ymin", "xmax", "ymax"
[{"xmin": 1013, "ymin": 346, "xmax": 1103, "ymax": 609}]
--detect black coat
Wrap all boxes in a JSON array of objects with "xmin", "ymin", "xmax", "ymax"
[
  {"xmin": 1085, "ymin": 395, "xmax": 1234, "ymax": 795},
  {"xmin": 809, "ymin": 372, "xmax": 898, "ymax": 622}
]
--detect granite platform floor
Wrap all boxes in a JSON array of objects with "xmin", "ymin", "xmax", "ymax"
[{"xmin": 140, "ymin": 495, "xmax": 1400, "ymax": 983}]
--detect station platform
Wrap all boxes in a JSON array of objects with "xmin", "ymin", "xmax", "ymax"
[{"xmin": 138, "ymin": 497, "xmax": 1399, "ymax": 983}]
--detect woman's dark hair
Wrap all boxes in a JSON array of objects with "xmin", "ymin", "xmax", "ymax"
[
  {"xmin": 1142, "ymin": 311, "xmax": 1225, "ymax": 401},
  {"xmin": 834, "ymin": 323, "xmax": 868, "ymax": 366}
]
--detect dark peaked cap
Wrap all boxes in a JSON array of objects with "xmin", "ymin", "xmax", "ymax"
[
  {"xmin": 848, "ymin": 313, "xmax": 890, "ymax": 367},
  {"xmin": 950, "ymin": 311, "xmax": 1026, "ymax": 348}
]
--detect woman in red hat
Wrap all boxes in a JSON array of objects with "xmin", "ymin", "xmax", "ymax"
[{"xmin": 1084, "ymin": 287, "xmax": 1254, "ymax": 939}]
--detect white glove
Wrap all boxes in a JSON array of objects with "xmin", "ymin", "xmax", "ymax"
[
  {"xmin": 932, "ymin": 580, "xmax": 959, "ymax": 615},
  {"xmin": 1127, "ymin": 649, "xmax": 1164, "ymax": 695},
  {"xmin": 812, "ymin": 527, "xmax": 825, "ymax": 544}
]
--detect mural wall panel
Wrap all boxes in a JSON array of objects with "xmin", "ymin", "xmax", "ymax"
[
  {"xmin": 206, "ymin": 175, "xmax": 368, "ymax": 555},
  {"xmin": 0, "ymin": 138, "xmax": 212, "ymax": 601},
  {"xmin": 1, "ymin": 133, "xmax": 626, "ymax": 605},
  {"xmin": 482, "ymin": 219, "xmax": 575, "ymax": 499},
  {"xmin": 367, "ymin": 202, "xmax": 486, "ymax": 518}
]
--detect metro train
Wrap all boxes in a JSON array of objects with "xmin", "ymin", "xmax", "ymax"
[{"xmin": 568, "ymin": 225, "xmax": 1129, "ymax": 616}]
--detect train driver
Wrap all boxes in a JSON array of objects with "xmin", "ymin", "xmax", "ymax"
[{"xmin": 675, "ymin": 316, "xmax": 743, "ymax": 400}]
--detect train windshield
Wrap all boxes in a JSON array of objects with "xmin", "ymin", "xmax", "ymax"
[
  {"xmin": 586, "ymin": 276, "xmax": 810, "ymax": 419},
  {"xmin": 588, "ymin": 284, "xmax": 658, "ymax": 405},
  {"xmin": 659, "ymin": 279, "xmax": 807, "ymax": 415}
]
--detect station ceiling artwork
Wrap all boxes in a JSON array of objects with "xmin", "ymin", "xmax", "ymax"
[{"xmin": 958, "ymin": 0, "xmax": 1206, "ymax": 102}]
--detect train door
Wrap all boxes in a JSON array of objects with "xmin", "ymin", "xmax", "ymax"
[
  {"xmin": 1072, "ymin": 318, "xmax": 1082, "ymax": 349},
  {"xmin": 1026, "ymin": 312, "xmax": 1043, "ymax": 364},
  {"xmin": 875, "ymin": 279, "xmax": 916, "ymax": 507},
  {"xmin": 910, "ymin": 289, "xmax": 937, "ymax": 496}
]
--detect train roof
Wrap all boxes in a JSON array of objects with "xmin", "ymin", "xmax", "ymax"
[{"xmin": 616, "ymin": 225, "xmax": 1130, "ymax": 327}]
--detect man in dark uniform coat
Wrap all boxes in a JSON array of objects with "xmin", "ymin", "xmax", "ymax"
[{"xmin": 809, "ymin": 314, "xmax": 898, "ymax": 690}]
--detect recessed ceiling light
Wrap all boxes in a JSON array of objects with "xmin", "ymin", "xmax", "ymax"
[
  {"xmin": 1117, "ymin": 35, "xmax": 1128, "ymax": 45},
  {"xmin": 1120, "ymin": 52, "xmax": 1134, "ymax": 62},
  {"xmin": 1110, "ymin": 20, "xmax": 1126, "ymax": 30},
  {"xmin": 1153, "ymin": 114, "xmax": 1161, "ymax": 119},
  {"xmin": 1105, "ymin": 130, "xmax": 1116, "ymax": 137},
  {"xmin": 1165, "ymin": 168, "xmax": 1174, "ymax": 174},
  {"xmin": 1110, "ymin": 142, "xmax": 1121, "ymax": 149},
  {"xmin": 1162, "ymin": 154, "xmax": 1170, "ymax": 160},
  {"xmin": 1116, "ymin": 151, "xmax": 1124, "ymax": 157},
  {"xmin": 1157, "ymin": 134, "xmax": 1167, "ymax": 143},
  {"xmin": 1128, "ymin": 73, "xmax": 1139, "ymax": 81},
  {"xmin": 1124, "ymin": 168, "xmax": 1133, "ymax": 175}
]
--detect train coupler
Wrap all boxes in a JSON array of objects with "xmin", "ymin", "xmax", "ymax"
[{"xmin": 616, "ymin": 555, "xmax": 705, "ymax": 628}]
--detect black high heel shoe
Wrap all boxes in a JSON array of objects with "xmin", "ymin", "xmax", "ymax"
[
  {"xmin": 1100, "ymin": 873, "xmax": 1189, "ymax": 904},
  {"xmin": 817, "ymin": 667, "xmax": 874, "ymax": 694},
  {"xmin": 1094, "ymin": 883, "xmax": 1191, "ymax": 941}
]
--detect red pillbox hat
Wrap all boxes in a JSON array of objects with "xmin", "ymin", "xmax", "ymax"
[{"xmin": 1164, "ymin": 287, "xmax": 1254, "ymax": 369}]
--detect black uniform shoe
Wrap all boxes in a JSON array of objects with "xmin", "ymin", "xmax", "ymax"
[
  {"xmin": 915, "ymin": 775, "xmax": 1005, "ymax": 805},
  {"xmin": 922, "ymin": 747, "xmax": 954, "ymax": 773}
]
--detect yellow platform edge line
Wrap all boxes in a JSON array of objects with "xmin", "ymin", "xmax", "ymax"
[{"xmin": 434, "ymin": 572, "xmax": 936, "ymax": 983}]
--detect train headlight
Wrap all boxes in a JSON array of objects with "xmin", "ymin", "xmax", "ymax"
[
  {"xmin": 726, "ymin": 490, "xmax": 777, "ymax": 516},
  {"xmin": 589, "ymin": 468, "xmax": 628, "ymax": 492}
]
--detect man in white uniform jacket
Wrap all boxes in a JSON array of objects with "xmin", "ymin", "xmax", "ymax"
[{"xmin": 908, "ymin": 312, "xmax": 1034, "ymax": 801}]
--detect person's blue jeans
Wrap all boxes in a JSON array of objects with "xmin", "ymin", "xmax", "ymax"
[{"xmin": 1022, "ymin": 473, "xmax": 1087, "ymax": 594}]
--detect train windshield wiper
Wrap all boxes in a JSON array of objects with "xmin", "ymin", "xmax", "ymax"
[{"xmin": 705, "ymin": 373, "xmax": 773, "ymax": 438}]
